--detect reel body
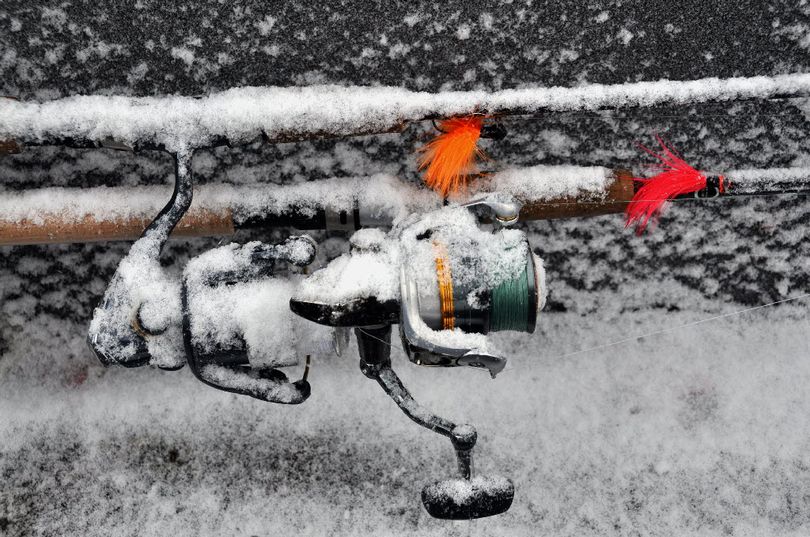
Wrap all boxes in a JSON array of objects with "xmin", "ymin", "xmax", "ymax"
[{"xmin": 181, "ymin": 238, "xmax": 326, "ymax": 404}]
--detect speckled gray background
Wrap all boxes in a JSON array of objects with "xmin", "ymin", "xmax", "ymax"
[
  {"xmin": 2, "ymin": 1, "xmax": 810, "ymax": 98},
  {"xmin": 1, "ymin": 3, "xmax": 810, "ymax": 536}
]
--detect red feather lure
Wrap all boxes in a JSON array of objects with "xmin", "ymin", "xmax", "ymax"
[
  {"xmin": 418, "ymin": 117, "xmax": 485, "ymax": 197},
  {"xmin": 625, "ymin": 136, "xmax": 707, "ymax": 234}
]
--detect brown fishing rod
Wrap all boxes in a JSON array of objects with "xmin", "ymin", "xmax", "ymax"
[{"xmin": 1, "ymin": 168, "xmax": 808, "ymax": 246}]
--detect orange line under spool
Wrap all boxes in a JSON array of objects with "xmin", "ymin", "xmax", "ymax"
[{"xmin": 433, "ymin": 243, "xmax": 455, "ymax": 331}]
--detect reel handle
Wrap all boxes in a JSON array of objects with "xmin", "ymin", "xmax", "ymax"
[{"xmin": 355, "ymin": 327, "xmax": 512, "ymax": 518}]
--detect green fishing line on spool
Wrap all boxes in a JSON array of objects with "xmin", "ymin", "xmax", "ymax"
[{"xmin": 489, "ymin": 262, "xmax": 532, "ymax": 332}]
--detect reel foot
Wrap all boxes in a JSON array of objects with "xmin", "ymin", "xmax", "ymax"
[{"xmin": 422, "ymin": 476, "xmax": 514, "ymax": 520}]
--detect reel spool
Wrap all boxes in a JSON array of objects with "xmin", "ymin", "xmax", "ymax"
[
  {"xmin": 398, "ymin": 211, "xmax": 546, "ymax": 377},
  {"xmin": 415, "ymin": 242, "xmax": 541, "ymax": 335}
]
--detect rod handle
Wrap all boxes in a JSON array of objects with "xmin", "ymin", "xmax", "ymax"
[
  {"xmin": 0, "ymin": 208, "xmax": 235, "ymax": 246},
  {"xmin": 518, "ymin": 169, "xmax": 634, "ymax": 221}
]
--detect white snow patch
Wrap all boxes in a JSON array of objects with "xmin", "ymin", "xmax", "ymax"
[
  {"xmin": 256, "ymin": 15, "xmax": 277, "ymax": 36},
  {"xmin": 171, "ymin": 46, "xmax": 196, "ymax": 67},
  {"xmin": 487, "ymin": 165, "xmax": 613, "ymax": 201},
  {"xmin": 456, "ymin": 24, "xmax": 471, "ymax": 40},
  {"xmin": 617, "ymin": 28, "xmax": 634, "ymax": 45}
]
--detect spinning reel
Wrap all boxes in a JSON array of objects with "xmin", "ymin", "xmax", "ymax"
[
  {"xmin": 291, "ymin": 202, "xmax": 544, "ymax": 519},
  {"xmin": 88, "ymin": 152, "xmax": 545, "ymax": 519}
]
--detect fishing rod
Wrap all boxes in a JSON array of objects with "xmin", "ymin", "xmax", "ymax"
[
  {"xmin": 1, "ymin": 166, "xmax": 807, "ymax": 246},
  {"xmin": 1, "ymin": 73, "xmax": 809, "ymax": 154}
]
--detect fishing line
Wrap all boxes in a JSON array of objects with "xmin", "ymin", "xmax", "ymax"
[
  {"xmin": 363, "ymin": 293, "xmax": 810, "ymax": 361},
  {"xmin": 357, "ymin": 327, "xmax": 407, "ymax": 354},
  {"xmin": 552, "ymin": 292, "xmax": 810, "ymax": 360}
]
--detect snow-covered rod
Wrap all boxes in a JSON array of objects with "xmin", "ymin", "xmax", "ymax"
[
  {"xmin": 1, "ymin": 167, "xmax": 808, "ymax": 246},
  {"xmin": 1, "ymin": 73, "xmax": 810, "ymax": 152}
]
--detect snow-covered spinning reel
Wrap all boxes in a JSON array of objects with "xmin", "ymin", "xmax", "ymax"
[
  {"xmin": 88, "ymin": 151, "xmax": 544, "ymax": 519},
  {"xmin": 291, "ymin": 203, "xmax": 546, "ymax": 519}
]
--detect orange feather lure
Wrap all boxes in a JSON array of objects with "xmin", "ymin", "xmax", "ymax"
[{"xmin": 418, "ymin": 117, "xmax": 485, "ymax": 197}]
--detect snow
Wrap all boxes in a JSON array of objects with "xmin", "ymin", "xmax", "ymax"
[
  {"xmin": 184, "ymin": 241, "xmax": 332, "ymax": 369},
  {"xmin": 726, "ymin": 167, "xmax": 810, "ymax": 193},
  {"xmin": 3, "ymin": 300, "xmax": 810, "ymax": 536},
  {"xmin": 422, "ymin": 475, "xmax": 512, "ymax": 504},
  {"xmin": 486, "ymin": 164, "xmax": 613, "ymax": 201},
  {"xmin": 86, "ymin": 233, "xmax": 185, "ymax": 368},
  {"xmin": 198, "ymin": 364, "xmax": 306, "ymax": 404},
  {"xmin": 170, "ymin": 47, "xmax": 196, "ymax": 67},
  {"xmin": 294, "ymin": 228, "xmax": 401, "ymax": 303},
  {"xmin": 2, "ymin": 72, "xmax": 810, "ymax": 152}
]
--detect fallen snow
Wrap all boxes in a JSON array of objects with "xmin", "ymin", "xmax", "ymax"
[
  {"xmin": 184, "ymin": 241, "xmax": 333, "ymax": 368},
  {"xmin": 486, "ymin": 164, "xmax": 613, "ymax": 201},
  {"xmin": 2, "ymin": 298, "xmax": 809, "ymax": 536}
]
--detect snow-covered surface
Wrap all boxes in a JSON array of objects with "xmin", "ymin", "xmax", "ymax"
[
  {"xmin": 2, "ymin": 73, "xmax": 810, "ymax": 151},
  {"xmin": 294, "ymin": 228, "xmax": 401, "ymax": 304},
  {"xmin": 2, "ymin": 295, "xmax": 809, "ymax": 536},
  {"xmin": 2, "ymin": 3, "xmax": 810, "ymax": 535},
  {"xmin": 487, "ymin": 164, "xmax": 613, "ymax": 201},
  {"xmin": 727, "ymin": 167, "xmax": 810, "ymax": 193},
  {"xmin": 184, "ymin": 241, "xmax": 332, "ymax": 369}
]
